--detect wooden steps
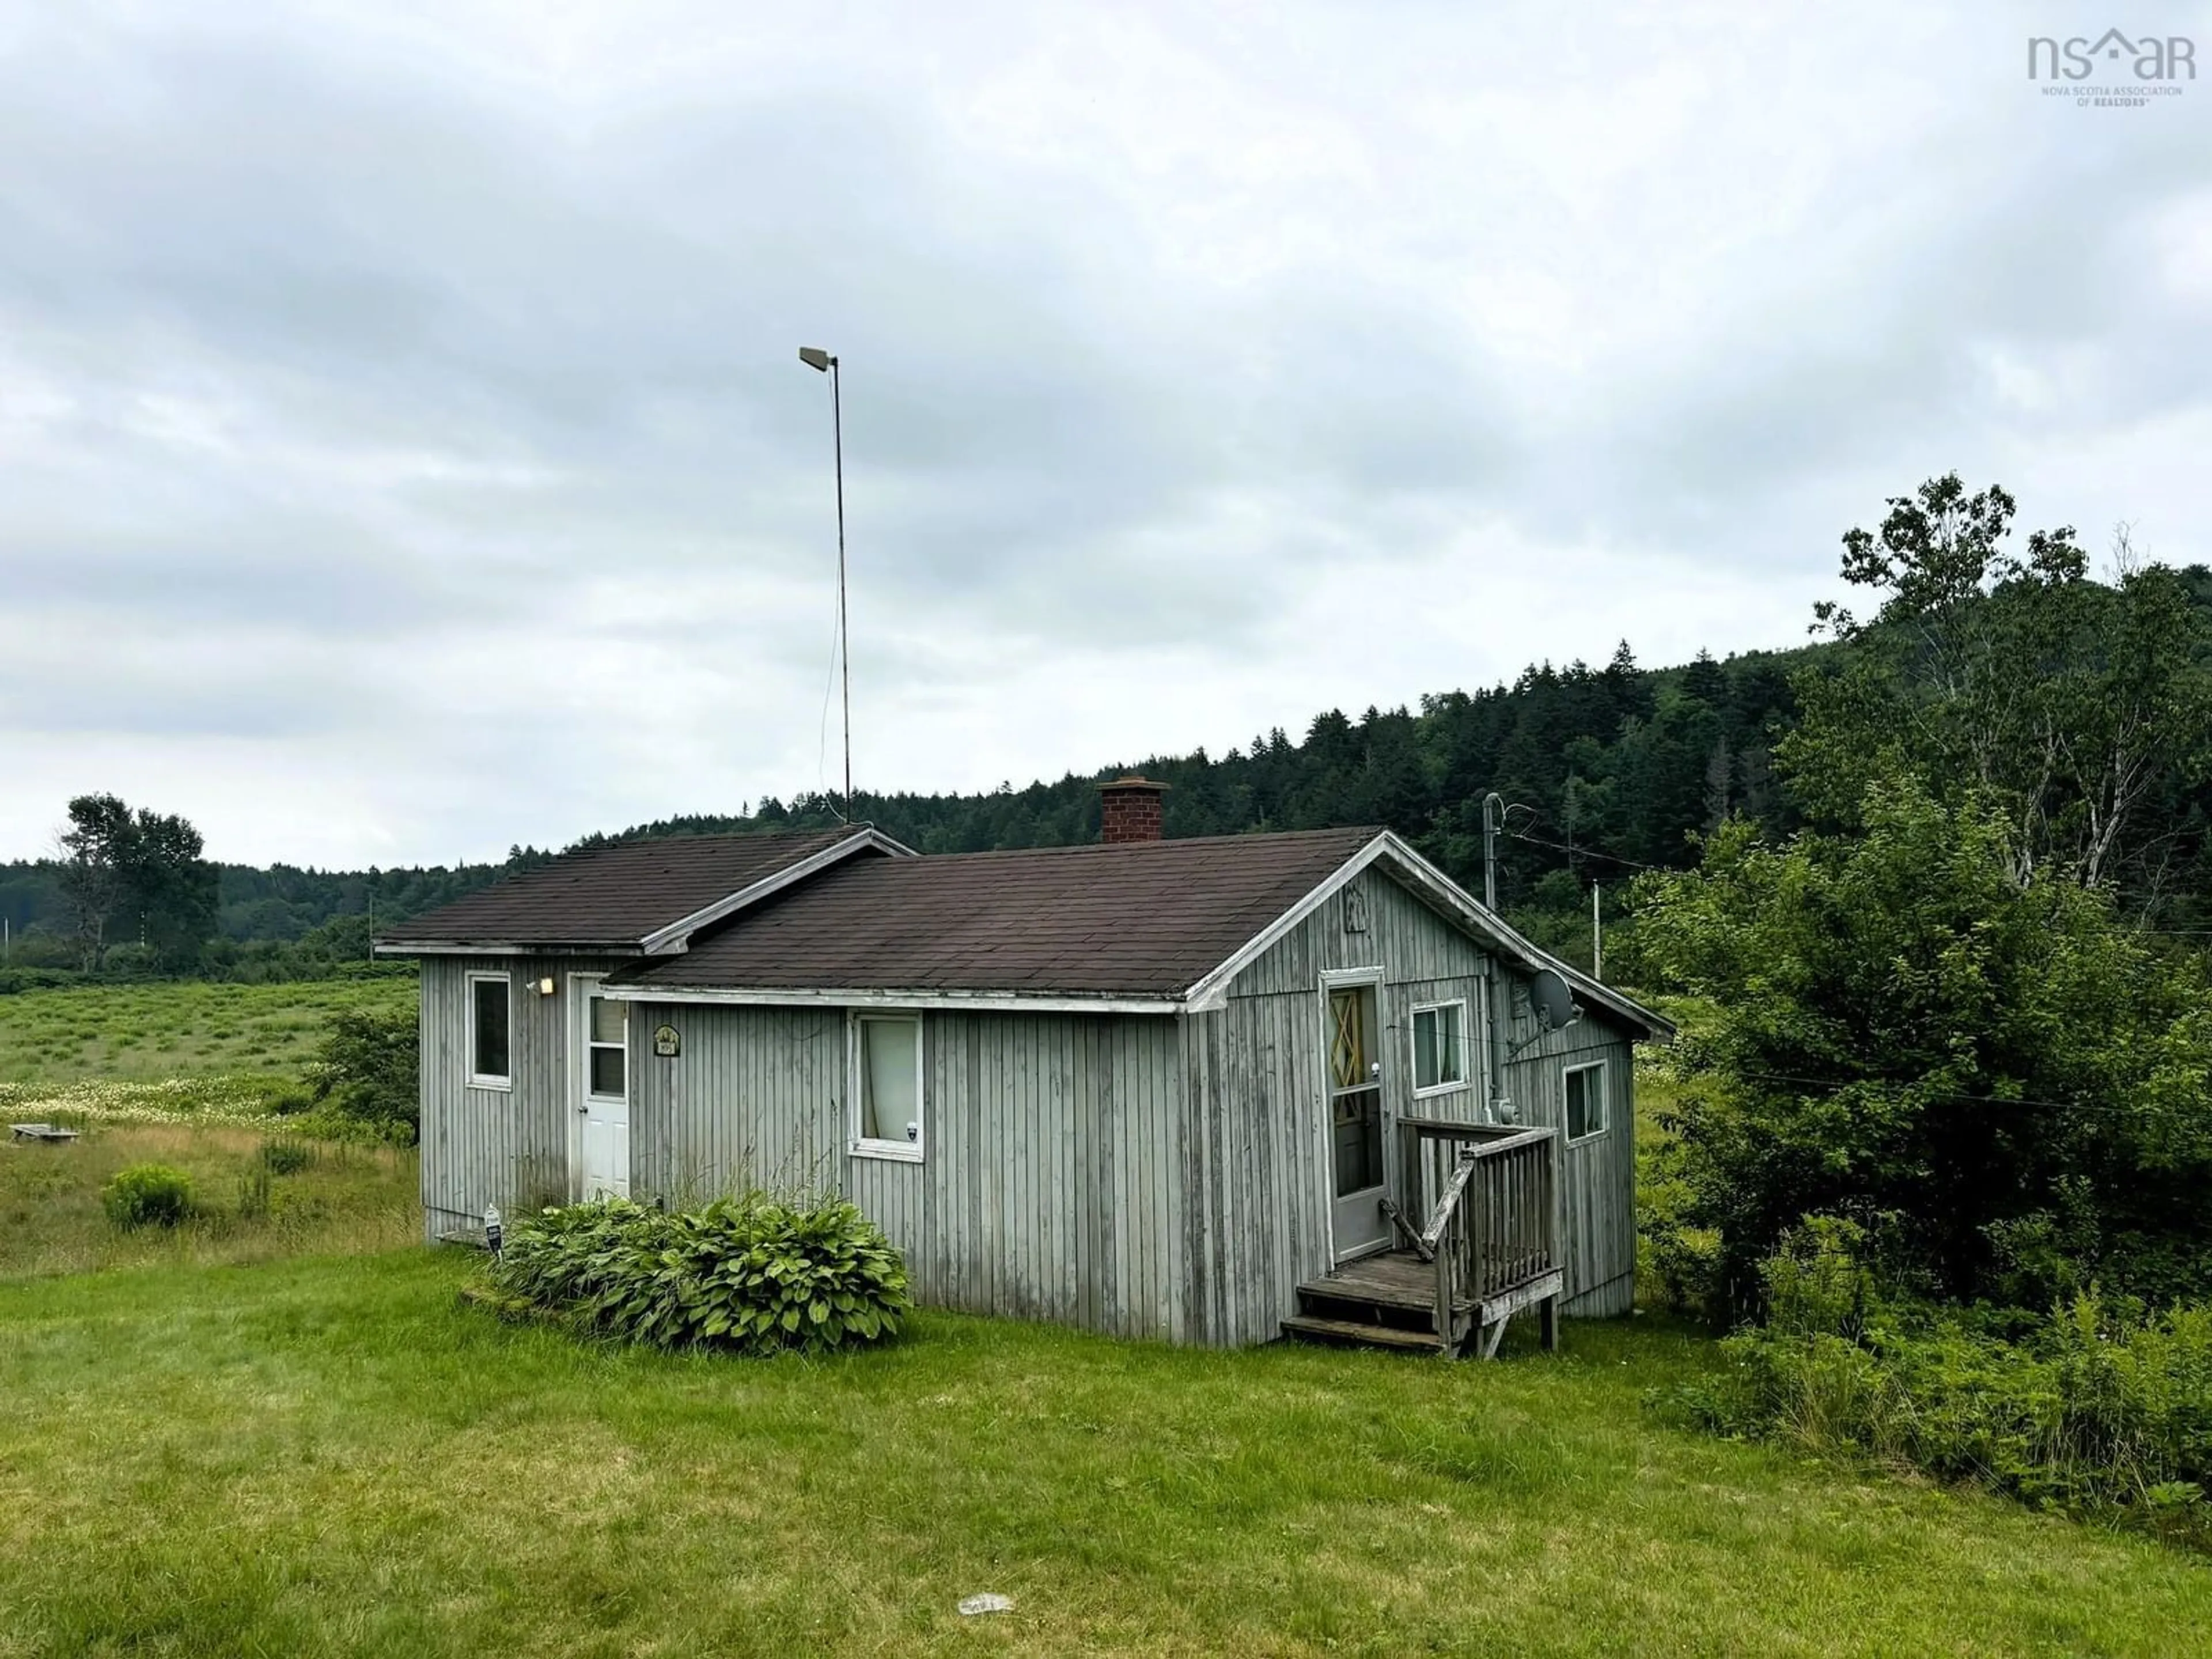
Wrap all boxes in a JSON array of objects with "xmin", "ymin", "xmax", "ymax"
[
  {"xmin": 1279, "ymin": 1314, "xmax": 1444, "ymax": 1352},
  {"xmin": 1281, "ymin": 1248, "xmax": 1562, "ymax": 1358},
  {"xmin": 1284, "ymin": 1250, "xmax": 1448, "ymax": 1352}
]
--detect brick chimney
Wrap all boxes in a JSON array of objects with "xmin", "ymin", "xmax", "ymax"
[{"xmin": 1099, "ymin": 775, "xmax": 1168, "ymax": 844}]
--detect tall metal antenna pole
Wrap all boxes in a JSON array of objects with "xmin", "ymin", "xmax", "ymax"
[
  {"xmin": 831, "ymin": 358, "xmax": 850, "ymax": 820},
  {"xmin": 799, "ymin": 346, "xmax": 851, "ymax": 821}
]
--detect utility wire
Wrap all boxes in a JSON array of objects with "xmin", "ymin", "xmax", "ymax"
[{"xmin": 1505, "ymin": 828, "xmax": 1666, "ymax": 872}]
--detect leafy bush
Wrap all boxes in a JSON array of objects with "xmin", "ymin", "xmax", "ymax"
[
  {"xmin": 260, "ymin": 1138, "xmax": 314, "ymax": 1175},
  {"xmin": 1633, "ymin": 780, "xmax": 2212, "ymax": 1315},
  {"xmin": 0, "ymin": 966, "xmax": 84, "ymax": 995},
  {"xmin": 307, "ymin": 1008, "xmax": 420, "ymax": 1143},
  {"xmin": 485, "ymin": 1194, "xmax": 911, "ymax": 1356},
  {"xmin": 103, "ymin": 1163, "xmax": 196, "ymax": 1230},
  {"xmin": 1677, "ymin": 1221, "xmax": 2212, "ymax": 1545}
]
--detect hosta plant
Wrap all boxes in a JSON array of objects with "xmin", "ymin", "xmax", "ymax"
[{"xmin": 484, "ymin": 1193, "xmax": 911, "ymax": 1356}]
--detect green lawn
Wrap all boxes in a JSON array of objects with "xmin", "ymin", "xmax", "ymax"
[
  {"xmin": 0, "ymin": 1250, "xmax": 2206, "ymax": 1657},
  {"xmin": 1, "ymin": 982, "xmax": 2205, "ymax": 1652},
  {"xmin": 0, "ymin": 975, "xmax": 415, "ymax": 1088}
]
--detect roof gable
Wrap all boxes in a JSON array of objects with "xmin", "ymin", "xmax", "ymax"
[
  {"xmin": 1183, "ymin": 831, "xmax": 1672, "ymax": 1039},
  {"xmin": 373, "ymin": 827, "xmax": 907, "ymax": 954}
]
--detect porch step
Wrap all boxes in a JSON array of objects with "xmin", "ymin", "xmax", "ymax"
[{"xmin": 1281, "ymin": 1314, "xmax": 1446, "ymax": 1353}]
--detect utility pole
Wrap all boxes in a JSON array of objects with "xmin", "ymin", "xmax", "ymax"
[
  {"xmin": 1592, "ymin": 882, "xmax": 1602, "ymax": 980},
  {"xmin": 1480, "ymin": 790, "xmax": 1509, "ymax": 1125},
  {"xmin": 1482, "ymin": 791, "xmax": 1503, "ymax": 911}
]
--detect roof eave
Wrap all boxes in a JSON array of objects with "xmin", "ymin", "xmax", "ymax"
[
  {"xmin": 597, "ymin": 983, "xmax": 1183, "ymax": 1016},
  {"xmin": 372, "ymin": 940, "xmax": 661, "ymax": 959}
]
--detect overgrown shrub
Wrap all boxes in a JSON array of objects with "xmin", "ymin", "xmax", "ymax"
[
  {"xmin": 484, "ymin": 1194, "xmax": 911, "ymax": 1356},
  {"xmin": 306, "ymin": 1009, "xmax": 420, "ymax": 1143},
  {"xmin": 103, "ymin": 1164, "xmax": 196, "ymax": 1230},
  {"xmin": 1677, "ymin": 1221, "xmax": 2212, "ymax": 1544},
  {"xmin": 1633, "ymin": 781, "xmax": 2212, "ymax": 1314},
  {"xmin": 260, "ymin": 1138, "xmax": 314, "ymax": 1175}
]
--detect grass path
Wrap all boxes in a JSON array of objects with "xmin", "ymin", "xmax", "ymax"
[{"xmin": 0, "ymin": 1249, "xmax": 2206, "ymax": 1657}]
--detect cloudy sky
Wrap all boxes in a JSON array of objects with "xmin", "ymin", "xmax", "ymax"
[{"xmin": 4, "ymin": 2, "xmax": 2208, "ymax": 869}]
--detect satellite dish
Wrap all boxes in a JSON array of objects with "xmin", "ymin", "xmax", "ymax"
[{"xmin": 1531, "ymin": 969, "xmax": 1580, "ymax": 1033}]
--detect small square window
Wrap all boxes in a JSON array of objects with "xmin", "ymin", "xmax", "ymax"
[
  {"xmin": 1566, "ymin": 1062, "xmax": 1607, "ymax": 1140},
  {"xmin": 468, "ymin": 974, "xmax": 511, "ymax": 1088},
  {"xmin": 1411, "ymin": 1001, "xmax": 1467, "ymax": 1096},
  {"xmin": 853, "ymin": 1014, "xmax": 923, "ymax": 1160},
  {"xmin": 587, "ymin": 993, "xmax": 626, "ymax": 1101}
]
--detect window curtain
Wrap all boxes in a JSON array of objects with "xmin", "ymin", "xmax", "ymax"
[{"xmin": 861, "ymin": 1020, "xmax": 919, "ymax": 1142}]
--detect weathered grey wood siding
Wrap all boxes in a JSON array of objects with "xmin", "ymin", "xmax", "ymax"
[
  {"xmin": 628, "ymin": 1004, "xmax": 1190, "ymax": 1340},
  {"xmin": 1183, "ymin": 868, "xmax": 1639, "ymax": 1344},
  {"xmin": 1498, "ymin": 998, "xmax": 1638, "ymax": 1317},
  {"xmin": 417, "ymin": 954, "xmax": 628, "ymax": 1239}
]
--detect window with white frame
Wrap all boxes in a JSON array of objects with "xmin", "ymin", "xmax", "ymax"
[
  {"xmin": 851, "ymin": 1013, "xmax": 923, "ymax": 1160},
  {"xmin": 1411, "ymin": 999, "xmax": 1468, "ymax": 1096},
  {"xmin": 1566, "ymin": 1060, "xmax": 1608, "ymax": 1140},
  {"xmin": 586, "ymin": 991, "xmax": 626, "ymax": 1101},
  {"xmin": 467, "ymin": 972, "xmax": 512, "ymax": 1089}
]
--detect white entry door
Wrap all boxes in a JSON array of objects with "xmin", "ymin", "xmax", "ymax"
[
  {"xmin": 1327, "ymin": 979, "xmax": 1392, "ymax": 1260},
  {"xmin": 574, "ymin": 978, "xmax": 630, "ymax": 1200}
]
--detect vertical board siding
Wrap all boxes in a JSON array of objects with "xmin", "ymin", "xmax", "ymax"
[
  {"xmin": 417, "ymin": 954, "xmax": 629, "ymax": 1239},
  {"xmin": 627, "ymin": 1003, "xmax": 1187, "ymax": 1342},
  {"xmin": 1185, "ymin": 870, "xmax": 1643, "ymax": 1344},
  {"xmin": 1498, "ymin": 998, "xmax": 1638, "ymax": 1317}
]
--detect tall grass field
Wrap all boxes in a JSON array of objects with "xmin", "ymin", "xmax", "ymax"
[{"xmin": 0, "ymin": 975, "xmax": 413, "ymax": 1088}]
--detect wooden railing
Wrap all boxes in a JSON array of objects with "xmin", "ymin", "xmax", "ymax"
[{"xmin": 1399, "ymin": 1117, "xmax": 1561, "ymax": 1353}]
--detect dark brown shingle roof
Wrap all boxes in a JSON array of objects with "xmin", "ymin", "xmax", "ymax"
[
  {"xmin": 377, "ymin": 830, "xmax": 865, "ymax": 950},
  {"xmin": 613, "ymin": 826, "xmax": 1380, "ymax": 997}
]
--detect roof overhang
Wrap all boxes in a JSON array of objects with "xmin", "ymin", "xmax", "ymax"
[
  {"xmin": 371, "ymin": 826, "xmax": 915, "ymax": 960},
  {"xmin": 1179, "ymin": 830, "xmax": 1676, "ymax": 1040},
  {"xmin": 372, "ymin": 940, "xmax": 650, "ymax": 959},
  {"xmin": 597, "ymin": 983, "xmax": 1183, "ymax": 1016}
]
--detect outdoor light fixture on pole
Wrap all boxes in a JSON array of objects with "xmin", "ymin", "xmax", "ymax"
[{"xmin": 798, "ymin": 346, "xmax": 852, "ymax": 820}]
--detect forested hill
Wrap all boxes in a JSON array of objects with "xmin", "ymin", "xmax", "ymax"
[
  {"xmin": 597, "ymin": 641, "xmax": 1810, "ymax": 900},
  {"xmin": 0, "ymin": 638, "xmax": 1809, "ymax": 975}
]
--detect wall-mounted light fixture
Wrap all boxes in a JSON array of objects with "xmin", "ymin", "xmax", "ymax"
[{"xmin": 537, "ymin": 976, "xmax": 556, "ymax": 996}]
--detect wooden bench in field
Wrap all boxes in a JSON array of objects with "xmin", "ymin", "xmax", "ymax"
[{"xmin": 9, "ymin": 1123, "xmax": 80, "ymax": 1143}]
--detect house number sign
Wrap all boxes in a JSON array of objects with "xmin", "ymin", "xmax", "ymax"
[{"xmin": 653, "ymin": 1024, "xmax": 681, "ymax": 1058}]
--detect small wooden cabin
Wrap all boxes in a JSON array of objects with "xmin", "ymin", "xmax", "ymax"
[{"xmin": 377, "ymin": 782, "xmax": 1672, "ymax": 1354}]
